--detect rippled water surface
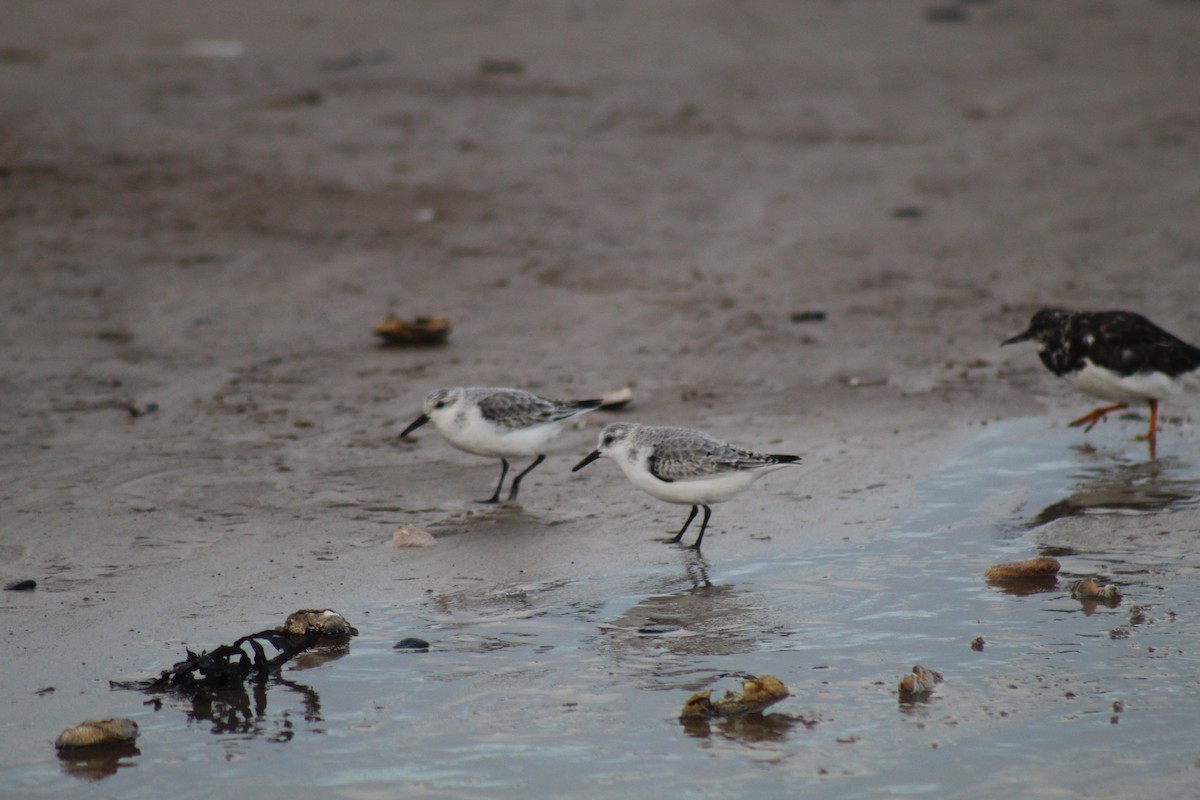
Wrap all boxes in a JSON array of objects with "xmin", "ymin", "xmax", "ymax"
[{"xmin": 7, "ymin": 419, "xmax": 1200, "ymax": 798}]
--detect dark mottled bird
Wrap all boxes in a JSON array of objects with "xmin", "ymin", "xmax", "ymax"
[{"xmin": 1003, "ymin": 309, "xmax": 1200, "ymax": 456}]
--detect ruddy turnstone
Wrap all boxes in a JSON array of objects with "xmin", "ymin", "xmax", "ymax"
[{"xmin": 1003, "ymin": 308, "xmax": 1200, "ymax": 456}]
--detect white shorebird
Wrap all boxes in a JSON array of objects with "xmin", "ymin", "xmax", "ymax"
[
  {"xmin": 572, "ymin": 422, "xmax": 801, "ymax": 550},
  {"xmin": 400, "ymin": 387, "xmax": 603, "ymax": 503},
  {"xmin": 1003, "ymin": 308, "xmax": 1200, "ymax": 458}
]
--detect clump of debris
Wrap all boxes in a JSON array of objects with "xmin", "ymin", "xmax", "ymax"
[{"xmin": 121, "ymin": 609, "xmax": 357, "ymax": 694}]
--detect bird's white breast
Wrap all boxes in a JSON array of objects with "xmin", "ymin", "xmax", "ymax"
[
  {"xmin": 435, "ymin": 407, "xmax": 564, "ymax": 458},
  {"xmin": 612, "ymin": 453, "xmax": 775, "ymax": 505},
  {"xmin": 1068, "ymin": 360, "xmax": 1183, "ymax": 403}
]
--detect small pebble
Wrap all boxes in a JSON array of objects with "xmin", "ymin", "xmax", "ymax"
[
  {"xmin": 970, "ymin": 636, "xmax": 985, "ymax": 652},
  {"xmin": 394, "ymin": 637, "xmax": 430, "ymax": 652},
  {"xmin": 392, "ymin": 525, "xmax": 437, "ymax": 548},
  {"xmin": 898, "ymin": 665, "xmax": 942, "ymax": 698},
  {"xmin": 55, "ymin": 718, "xmax": 139, "ymax": 750},
  {"xmin": 5, "ymin": 579, "xmax": 36, "ymax": 591},
  {"xmin": 984, "ymin": 557, "xmax": 1060, "ymax": 582},
  {"xmin": 926, "ymin": 5, "xmax": 968, "ymax": 22},
  {"xmin": 127, "ymin": 402, "xmax": 159, "ymax": 418},
  {"xmin": 1069, "ymin": 577, "xmax": 1121, "ymax": 602},
  {"xmin": 790, "ymin": 310, "xmax": 827, "ymax": 323},
  {"xmin": 282, "ymin": 608, "xmax": 358, "ymax": 637},
  {"xmin": 636, "ymin": 625, "xmax": 681, "ymax": 636}
]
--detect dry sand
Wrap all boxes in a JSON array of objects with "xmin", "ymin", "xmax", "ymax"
[{"xmin": 2, "ymin": 0, "xmax": 1199, "ymax": 720}]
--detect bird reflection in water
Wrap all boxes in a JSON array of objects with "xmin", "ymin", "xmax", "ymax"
[{"xmin": 1031, "ymin": 455, "xmax": 1200, "ymax": 528}]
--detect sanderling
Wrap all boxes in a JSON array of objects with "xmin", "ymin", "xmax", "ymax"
[
  {"xmin": 1003, "ymin": 308, "xmax": 1200, "ymax": 457},
  {"xmin": 400, "ymin": 387, "xmax": 603, "ymax": 503},
  {"xmin": 572, "ymin": 422, "xmax": 801, "ymax": 550}
]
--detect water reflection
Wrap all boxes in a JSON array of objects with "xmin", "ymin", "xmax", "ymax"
[
  {"xmin": 57, "ymin": 742, "xmax": 140, "ymax": 781},
  {"xmin": 182, "ymin": 676, "xmax": 322, "ymax": 741},
  {"xmin": 598, "ymin": 554, "xmax": 759, "ymax": 658},
  {"xmin": 680, "ymin": 711, "xmax": 808, "ymax": 742},
  {"xmin": 1030, "ymin": 457, "xmax": 1200, "ymax": 527}
]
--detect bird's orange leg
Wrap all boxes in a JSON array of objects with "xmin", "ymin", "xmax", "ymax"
[
  {"xmin": 1136, "ymin": 399, "xmax": 1158, "ymax": 459},
  {"xmin": 1068, "ymin": 403, "xmax": 1128, "ymax": 432}
]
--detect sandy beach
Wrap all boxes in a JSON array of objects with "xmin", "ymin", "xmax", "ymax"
[{"xmin": 3, "ymin": 1, "xmax": 1200, "ymax": 790}]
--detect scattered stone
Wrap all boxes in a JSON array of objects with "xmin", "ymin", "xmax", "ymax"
[
  {"xmin": 1128, "ymin": 605, "xmax": 1147, "ymax": 625},
  {"xmin": 127, "ymin": 402, "xmax": 159, "ymax": 418},
  {"xmin": 5, "ymin": 579, "xmax": 36, "ymax": 591},
  {"xmin": 1069, "ymin": 577, "xmax": 1121, "ymax": 603},
  {"xmin": 890, "ymin": 205, "xmax": 924, "ymax": 219},
  {"xmin": 373, "ymin": 314, "xmax": 452, "ymax": 346},
  {"xmin": 55, "ymin": 718, "xmax": 139, "ymax": 750},
  {"xmin": 970, "ymin": 636, "xmax": 985, "ymax": 652},
  {"xmin": 679, "ymin": 674, "xmax": 789, "ymax": 719},
  {"xmin": 926, "ymin": 5, "xmax": 968, "ymax": 22},
  {"xmin": 897, "ymin": 665, "xmax": 942, "ymax": 699},
  {"xmin": 790, "ymin": 310, "xmax": 828, "ymax": 323},
  {"xmin": 394, "ymin": 637, "xmax": 430, "ymax": 652},
  {"xmin": 392, "ymin": 525, "xmax": 437, "ymax": 548},
  {"xmin": 984, "ymin": 556, "xmax": 1060, "ymax": 583},
  {"xmin": 321, "ymin": 50, "xmax": 391, "ymax": 72},
  {"xmin": 636, "ymin": 624, "xmax": 681, "ymax": 636},
  {"xmin": 282, "ymin": 609, "xmax": 359, "ymax": 638},
  {"xmin": 478, "ymin": 57, "xmax": 525, "ymax": 75}
]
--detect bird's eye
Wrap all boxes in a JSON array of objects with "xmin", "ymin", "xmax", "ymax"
[
  {"xmin": 434, "ymin": 401, "xmax": 447, "ymax": 409},
  {"xmin": 602, "ymin": 435, "xmax": 614, "ymax": 447}
]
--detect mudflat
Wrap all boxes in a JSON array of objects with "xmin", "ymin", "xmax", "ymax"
[{"xmin": 2, "ymin": 0, "xmax": 1198, "ymax": 782}]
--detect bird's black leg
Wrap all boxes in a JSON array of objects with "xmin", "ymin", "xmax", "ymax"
[
  {"xmin": 668, "ymin": 505, "xmax": 700, "ymax": 544},
  {"xmin": 506, "ymin": 454, "xmax": 546, "ymax": 502},
  {"xmin": 687, "ymin": 505, "xmax": 713, "ymax": 550},
  {"xmin": 479, "ymin": 458, "xmax": 509, "ymax": 504}
]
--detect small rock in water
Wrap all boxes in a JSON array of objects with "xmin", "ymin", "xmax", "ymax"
[
  {"xmin": 984, "ymin": 556, "xmax": 1060, "ymax": 583},
  {"xmin": 897, "ymin": 665, "xmax": 942, "ymax": 699},
  {"xmin": 394, "ymin": 637, "xmax": 430, "ymax": 652},
  {"xmin": 1069, "ymin": 576, "xmax": 1121, "ymax": 602},
  {"xmin": 282, "ymin": 609, "xmax": 359, "ymax": 637},
  {"xmin": 970, "ymin": 636, "xmax": 985, "ymax": 652},
  {"xmin": 5, "ymin": 579, "xmax": 36, "ymax": 591},
  {"xmin": 392, "ymin": 525, "xmax": 437, "ymax": 547},
  {"xmin": 55, "ymin": 718, "xmax": 139, "ymax": 750},
  {"xmin": 679, "ymin": 674, "xmax": 789, "ymax": 719}
]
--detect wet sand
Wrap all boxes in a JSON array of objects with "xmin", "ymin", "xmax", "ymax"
[{"xmin": 2, "ymin": 0, "xmax": 1200, "ymax": 788}]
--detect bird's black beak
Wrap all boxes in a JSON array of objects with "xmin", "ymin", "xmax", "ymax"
[
  {"xmin": 572, "ymin": 450, "xmax": 602, "ymax": 472},
  {"xmin": 1001, "ymin": 328, "xmax": 1033, "ymax": 346},
  {"xmin": 399, "ymin": 413, "xmax": 430, "ymax": 438}
]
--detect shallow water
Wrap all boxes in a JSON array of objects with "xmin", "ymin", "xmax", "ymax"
[{"xmin": 7, "ymin": 419, "xmax": 1200, "ymax": 798}]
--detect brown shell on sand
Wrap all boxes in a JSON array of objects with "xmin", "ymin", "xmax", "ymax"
[
  {"xmin": 1069, "ymin": 576, "xmax": 1122, "ymax": 602},
  {"xmin": 392, "ymin": 525, "xmax": 437, "ymax": 547},
  {"xmin": 984, "ymin": 556, "xmax": 1061, "ymax": 582},
  {"xmin": 373, "ymin": 314, "xmax": 452, "ymax": 345},
  {"xmin": 55, "ymin": 718, "xmax": 139, "ymax": 750},
  {"xmin": 282, "ymin": 609, "xmax": 359, "ymax": 637},
  {"xmin": 679, "ymin": 674, "xmax": 789, "ymax": 719}
]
